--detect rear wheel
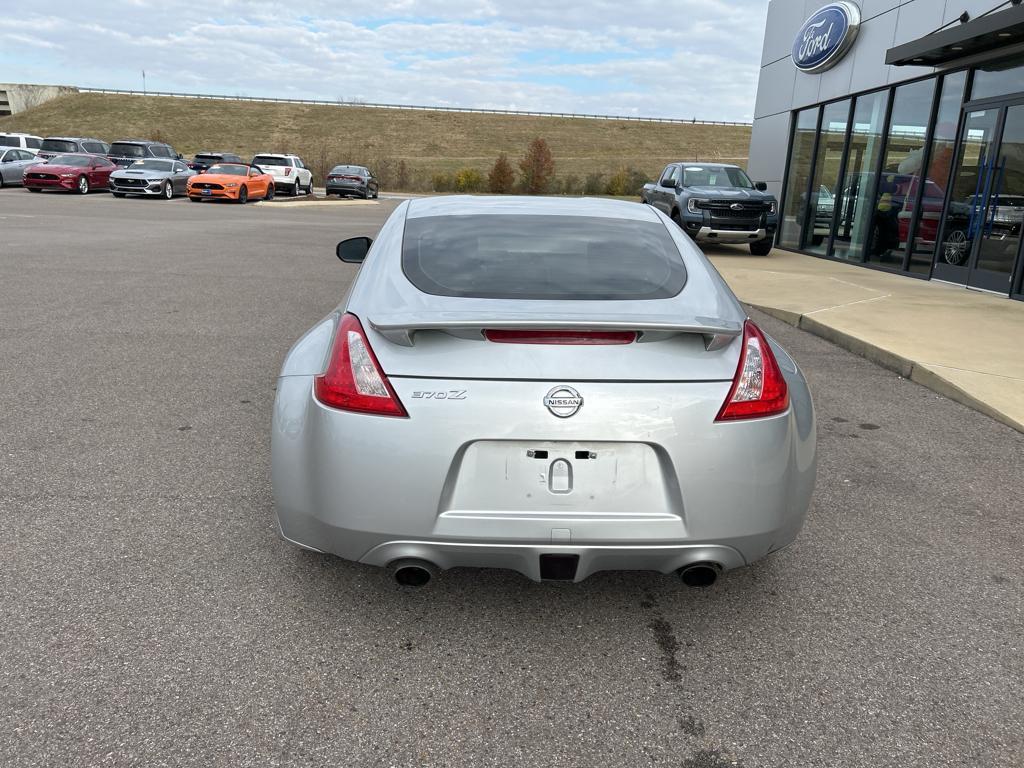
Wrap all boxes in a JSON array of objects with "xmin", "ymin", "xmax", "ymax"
[
  {"xmin": 750, "ymin": 238, "xmax": 773, "ymax": 256},
  {"xmin": 290, "ymin": 179, "xmax": 299, "ymax": 197},
  {"xmin": 237, "ymin": 185, "xmax": 248, "ymax": 204},
  {"xmin": 77, "ymin": 175, "xmax": 90, "ymax": 195},
  {"xmin": 163, "ymin": 181, "xmax": 174, "ymax": 200}
]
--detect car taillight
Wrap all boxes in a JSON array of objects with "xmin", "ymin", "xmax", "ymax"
[
  {"xmin": 314, "ymin": 313, "xmax": 407, "ymax": 417},
  {"xmin": 284, "ymin": 168, "xmax": 292, "ymax": 176},
  {"xmin": 485, "ymin": 329, "xmax": 636, "ymax": 345},
  {"xmin": 327, "ymin": 175, "xmax": 339, "ymax": 181},
  {"xmin": 715, "ymin": 320, "xmax": 789, "ymax": 421}
]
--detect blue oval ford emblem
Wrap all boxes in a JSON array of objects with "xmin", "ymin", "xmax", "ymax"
[{"xmin": 793, "ymin": 2, "xmax": 861, "ymax": 74}]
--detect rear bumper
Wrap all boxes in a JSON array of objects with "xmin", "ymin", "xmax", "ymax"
[
  {"xmin": 272, "ymin": 368, "xmax": 816, "ymax": 580},
  {"xmin": 326, "ymin": 182, "xmax": 368, "ymax": 195}
]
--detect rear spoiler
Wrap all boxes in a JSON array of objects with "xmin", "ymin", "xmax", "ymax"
[{"xmin": 368, "ymin": 313, "xmax": 742, "ymax": 351}]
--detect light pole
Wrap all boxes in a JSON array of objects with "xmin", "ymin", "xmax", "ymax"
[{"xmin": 142, "ymin": 70, "xmax": 146, "ymax": 95}]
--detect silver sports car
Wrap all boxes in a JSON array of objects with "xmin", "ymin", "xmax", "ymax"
[
  {"xmin": 109, "ymin": 158, "xmax": 194, "ymax": 199},
  {"xmin": 272, "ymin": 197, "xmax": 816, "ymax": 587}
]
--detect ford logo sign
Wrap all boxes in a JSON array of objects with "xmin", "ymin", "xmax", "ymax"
[{"xmin": 793, "ymin": 2, "xmax": 861, "ymax": 74}]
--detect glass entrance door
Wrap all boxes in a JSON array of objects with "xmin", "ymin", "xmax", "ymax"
[{"xmin": 934, "ymin": 103, "xmax": 1024, "ymax": 294}]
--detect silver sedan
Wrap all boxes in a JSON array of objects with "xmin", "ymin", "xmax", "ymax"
[
  {"xmin": 0, "ymin": 148, "xmax": 38, "ymax": 186},
  {"xmin": 272, "ymin": 197, "xmax": 816, "ymax": 587}
]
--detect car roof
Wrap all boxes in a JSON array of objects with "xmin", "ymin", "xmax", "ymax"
[
  {"xmin": 406, "ymin": 195, "xmax": 664, "ymax": 222},
  {"xmin": 0, "ymin": 131, "xmax": 42, "ymax": 137},
  {"xmin": 111, "ymin": 139, "xmax": 165, "ymax": 145},
  {"xmin": 678, "ymin": 162, "xmax": 741, "ymax": 170},
  {"xmin": 44, "ymin": 136, "xmax": 106, "ymax": 142}
]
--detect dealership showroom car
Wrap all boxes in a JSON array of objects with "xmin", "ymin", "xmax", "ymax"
[{"xmin": 272, "ymin": 196, "xmax": 816, "ymax": 587}]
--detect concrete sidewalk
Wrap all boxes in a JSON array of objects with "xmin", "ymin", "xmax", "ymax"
[{"xmin": 704, "ymin": 245, "xmax": 1024, "ymax": 433}]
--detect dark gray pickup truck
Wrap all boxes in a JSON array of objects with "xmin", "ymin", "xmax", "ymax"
[{"xmin": 641, "ymin": 162, "xmax": 778, "ymax": 255}]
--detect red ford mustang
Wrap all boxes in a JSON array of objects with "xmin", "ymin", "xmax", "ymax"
[{"xmin": 23, "ymin": 153, "xmax": 116, "ymax": 194}]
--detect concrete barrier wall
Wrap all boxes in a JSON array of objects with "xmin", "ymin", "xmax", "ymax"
[{"xmin": 0, "ymin": 84, "xmax": 78, "ymax": 116}]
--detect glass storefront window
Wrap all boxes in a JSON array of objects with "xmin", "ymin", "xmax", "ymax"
[
  {"xmin": 861, "ymin": 78, "xmax": 935, "ymax": 269},
  {"xmin": 831, "ymin": 90, "xmax": 888, "ymax": 262},
  {"xmin": 970, "ymin": 56, "xmax": 1024, "ymax": 101},
  {"xmin": 779, "ymin": 108, "xmax": 819, "ymax": 249},
  {"xmin": 908, "ymin": 72, "xmax": 966, "ymax": 274},
  {"xmin": 804, "ymin": 99, "xmax": 851, "ymax": 255}
]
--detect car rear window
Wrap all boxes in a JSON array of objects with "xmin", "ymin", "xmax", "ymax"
[
  {"xmin": 0, "ymin": 136, "xmax": 17, "ymax": 147},
  {"xmin": 253, "ymin": 155, "xmax": 289, "ymax": 166},
  {"xmin": 402, "ymin": 214, "xmax": 686, "ymax": 301},
  {"xmin": 194, "ymin": 154, "xmax": 222, "ymax": 162},
  {"xmin": 111, "ymin": 143, "xmax": 145, "ymax": 157},
  {"xmin": 42, "ymin": 139, "xmax": 77, "ymax": 153}
]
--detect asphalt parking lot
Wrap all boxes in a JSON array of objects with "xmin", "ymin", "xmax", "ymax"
[{"xmin": 1, "ymin": 187, "xmax": 1022, "ymax": 768}]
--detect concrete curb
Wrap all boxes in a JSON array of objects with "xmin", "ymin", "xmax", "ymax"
[{"xmin": 749, "ymin": 303, "xmax": 1024, "ymax": 435}]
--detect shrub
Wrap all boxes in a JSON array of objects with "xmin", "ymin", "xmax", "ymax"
[
  {"xmin": 396, "ymin": 160, "xmax": 411, "ymax": 191},
  {"xmin": 583, "ymin": 173, "xmax": 605, "ymax": 195},
  {"xmin": 488, "ymin": 153, "xmax": 516, "ymax": 194},
  {"xmin": 431, "ymin": 172, "xmax": 455, "ymax": 192},
  {"xmin": 454, "ymin": 167, "xmax": 485, "ymax": 193},
  {"xmin": 560, "ymin": 174, "xmax": 583, "ymax": 195},
  {"xmin": 604, "ymin": 166, "xmax": 648, "ymax": 197},
  {"xmin": 518, "ymin": 137, "xmax": 555, "ymax": 195}
]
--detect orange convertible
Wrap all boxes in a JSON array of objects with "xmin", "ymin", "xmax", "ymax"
[{"xmin": 187, "ymin": 162, "xmax": 275, "ymax": 203}]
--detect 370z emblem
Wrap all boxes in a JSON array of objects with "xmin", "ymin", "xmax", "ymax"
[
  {"xmin": 544, "ymin": 386, "xmax": 583, "ymax": 418},
  {"xmin": 411, "ymin": 390, "xmax": 467, "ymax": 400}
]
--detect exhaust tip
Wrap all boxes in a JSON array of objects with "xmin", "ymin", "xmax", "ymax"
[
  {"xmin": 390, "ymin": 559, "xmax": 438, "ymax": 588},
  {"xmin": 678, "ymin": 562, "xmax": 721, "ymax": 588}
]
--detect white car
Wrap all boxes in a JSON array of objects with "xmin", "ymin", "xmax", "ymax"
[
  {"xmin": 0, "ymin": 132, "xmax": 44, "ymax": 155},
  {"xmin": 251, "ymin": 153, "xmax": 313, "ymax": 196}
]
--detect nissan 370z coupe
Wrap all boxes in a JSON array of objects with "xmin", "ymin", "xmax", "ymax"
[{"xmin": 272, "ymin": 197, "xmax": 816, "ymax": 587}]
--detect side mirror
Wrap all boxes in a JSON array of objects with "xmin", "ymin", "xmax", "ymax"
[
  {"xmin": 755, "ymin": 181, "xmax": 768, "ymax": 191},
  {"xmin": 336, "ymin": 236, "xmax": 373, "ymax": 263}
]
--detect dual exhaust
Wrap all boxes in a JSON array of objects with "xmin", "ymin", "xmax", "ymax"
[{"xmin": 388, "ymin": 558, "xmax": 722, "ymax": 588}]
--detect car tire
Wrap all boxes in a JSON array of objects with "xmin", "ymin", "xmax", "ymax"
[
  {"xmin": 670, "ymin": 210, "xmax": 682, "ymax": 228},
  {"xmin": 265, "ymin": 184, "xmax": 275, "ymax": 201},
  {"xmin": 237, "ymin": 186, "xmax": 248, "ymax": 204},
  {"xmin": 77, "ymin": 175, "xmax": 90, "ymax": 195},
  {"xmin": 750, "ymin": 238, "xmax": 773, "ymax": 256},
  {"xmin": 372, "ymin": 188, "xmax": 379, "ymax": 199},
  {"xmin": 163, "ymin": 181, "xmax": 174, "ymax": 200},
  {"xmin": 306, "ymin": 178, "xmax": 313, "ymax": 195},
  {"xmin": 291, "ymin": 180, "xmax": 299, "ymax": 197}
]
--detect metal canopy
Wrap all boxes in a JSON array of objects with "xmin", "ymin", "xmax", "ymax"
[{"xmin": 885, "ymin": 4, "xmax": 1024, "ymax": 66}]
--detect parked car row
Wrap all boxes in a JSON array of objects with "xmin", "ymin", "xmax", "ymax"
[{"xmin": 1, "ymin": 133, "xmax": 382, "ymax": 201}]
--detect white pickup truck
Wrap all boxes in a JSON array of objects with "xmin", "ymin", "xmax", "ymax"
[{"xmin": 251, "ymin": 153, "xmax": 313, "ymax": 196}]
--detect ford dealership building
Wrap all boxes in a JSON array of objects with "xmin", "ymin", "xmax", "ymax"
[{"xmin": 749, "ymin": 0, "xmax": 1024, "ymax": 299}]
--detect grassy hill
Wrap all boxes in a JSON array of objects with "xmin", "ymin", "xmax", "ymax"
[{"xmin": 0, "ymin": 92, "xmax": 752, "ymax": 193}]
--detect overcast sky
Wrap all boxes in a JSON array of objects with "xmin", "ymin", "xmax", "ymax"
[{"xmin": 1, "ymin": 1, "xmax": 769, "ymax": 121}]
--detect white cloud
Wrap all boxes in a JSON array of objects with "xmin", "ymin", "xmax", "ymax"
[{"xmin": 0, "ymin": 1, "xmax": 769, "ymax": 121}]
